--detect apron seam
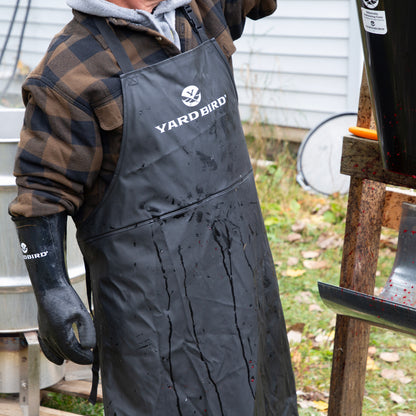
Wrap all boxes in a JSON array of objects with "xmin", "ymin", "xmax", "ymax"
[{"xmin": 80, "ymin": 169, "xmax": 253, "ymax": 244}]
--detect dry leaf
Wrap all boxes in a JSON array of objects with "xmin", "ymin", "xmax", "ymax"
[
  {"xmin": 287, "ymin": 330, "xmax": 302, "ymax": 345},
  {"xmin": 390, "ymin": 391, "xmax": 405, "ymax": 405},
  {"xmin": 303, "ymin": 260, "xmax": 328, "ymax": 270},
  {"xmin": 317, "ymin": 234, "xmax": 342, "ymax": 249},
  {"xmin": 374, "ymin": 286, "xmax": 383, "ymax": 296},
  {"xmin": 399, "ymin": 376, "xmax": 412, "ymax": 384},
  {"xmin": 314, "ymin": 330, "xmax": 334, "ymax": 347},
  {"xmin": 287, "ymin": 257, "xmax": 299, "ymax": 266},
  {"xmin": 289, "ymin": 322, "xmax": 306, "ymax": 332},
  {"xmin": 285, "ymin": 269, "xmax": 306, "ymax": 278},
  {"xmin": 366, "ymin": 357, "xmax": 378, "ymax": 371},
  {"xmin": 291, "ymin": 349, "xmax": 302, "ymax": 366},
  {"xmin": 287, "ymin": 233, "xmax": 302, "ymax": 242},
  {"xmin": 380, "ymin": 233, "xmax": 398, "ymax": 249},
  {"xmin": 297, "ymin": 399, "xmax": 314, "ymax": 409},
  {"xmin": 315, "ymin": 204, "xmax": 330, "ymax": 216},
  {"xmin": 294, "ymin": 291, "xmax": 313, "ymax": 304},
  {"xmin": 381, "ymin": 369, "xmax": 412, "ymax": 384},
  {"xmin": 381, "ymin": 368, "xmax": 405, "ymax": 380},
  {"xmin": 291, "ymin": 221, "xmax": 306, "ymax": 233},
  {"xmin": 287, "ymin": 232, "xmax": 302, "ymax": 242},
  {"xmin": 309, "ymin": 304, "xmax": 323, "ymax": 312},
  {"xmin": 368, "ymin": 346, "xmax": 377, "ymax": 356},
  {"xmin": 409, "ymin": 343, "xmax": 416, "ymax": 352},
  {"xmin": 302, "ymin": 250, "xmax": 320, "ymax": 259},
  {"xmin": 312, "ymin": 400, "xmax": 328, "ymax": 411},
  {"xmin": 380, "ymin": 352, "xmax": 400, "ymax": 362}
]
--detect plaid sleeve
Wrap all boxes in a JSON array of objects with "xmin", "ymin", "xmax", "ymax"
[
  {"xmin": 8, "ymin": 77, "xmax": 103, "ymax": 218},
  {"xmin": 222, "ymin": 0, "xmax": 277, "ymax": 39}
]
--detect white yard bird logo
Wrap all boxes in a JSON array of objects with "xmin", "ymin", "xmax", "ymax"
[
  {"xmin": 20, "ymin": 243, "xmax": 28, "ymax": 254},
  {"xmin": 363, "ymin": 0, "xmax": 379, "ymax": 8},
  {"xmin": 181, "ymin": 85, "xmax": 201, "ymax": 107}
]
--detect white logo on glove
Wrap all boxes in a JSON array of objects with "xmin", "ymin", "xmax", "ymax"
[{"xmin": 20, "ymin": 242, "xmax": 49, "ymax": 260}]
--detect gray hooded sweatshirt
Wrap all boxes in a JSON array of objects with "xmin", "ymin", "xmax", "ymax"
[{"xmin": 66, "ymin": 0, "xmax": 191, "ymax": 49}]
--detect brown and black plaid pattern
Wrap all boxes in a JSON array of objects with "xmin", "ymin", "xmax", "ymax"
[{"xmin": 9, "ymin": 0, "xmax": 276, "ymax": 221}]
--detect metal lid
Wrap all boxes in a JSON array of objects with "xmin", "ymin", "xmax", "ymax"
[{"xmin": 297, "ymin": 112, "xmax": 357, "ymax": 196}]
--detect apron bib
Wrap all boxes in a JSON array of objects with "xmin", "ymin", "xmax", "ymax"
[{"xmin": 76, "ymin": 11, "xmax": 297, "ymax": 416}]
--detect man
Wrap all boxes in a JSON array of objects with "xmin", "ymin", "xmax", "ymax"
[{"xmin": 9, "ymin": 0, "xmax": 298, "ymax": 414}]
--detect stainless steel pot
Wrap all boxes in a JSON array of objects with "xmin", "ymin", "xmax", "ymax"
[{"xmin": 0, "ymin": 335, "xmax": 64, "ymax": 393}]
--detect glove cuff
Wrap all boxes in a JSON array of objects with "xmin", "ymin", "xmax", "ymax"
[{"xmin": 12, "ymin": 212, "xmax": 70, "ymax": 294}]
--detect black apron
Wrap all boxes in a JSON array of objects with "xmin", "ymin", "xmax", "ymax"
[{"xmin": 76, "ymin": 10, "xmax": 298, "ymax": 416}]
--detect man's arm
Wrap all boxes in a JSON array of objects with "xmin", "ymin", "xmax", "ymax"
[
  {"xmin": 9, "ymin": 78, "xmax": 102, "ymax": 218},
  {"xmin": 222, "ymin": 0, "xmax": 277, "ymax": 40},
  {"xmin": 9, "ymin": 74, "xmax": 101, "ymax": 365}
]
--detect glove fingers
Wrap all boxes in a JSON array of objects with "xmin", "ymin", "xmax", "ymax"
[
  {"xmin": 53, "ymin": 325, "xmax": 94, "ymax": 365},
  {"xmin": 64, "ymin": 334, "xmax": 94, "ymax": 365},
  {"xmin": 38, "ymin": 336, "xmax": 64, "ymax": 366},
  {"xmin": 76, "ymin": 314, "xmax": 96, "ymax": 349}
]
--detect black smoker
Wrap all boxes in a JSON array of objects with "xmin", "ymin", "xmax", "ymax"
[{"xmin": 358, "ymin": 0, "xmax": 416, "ymax": 175}]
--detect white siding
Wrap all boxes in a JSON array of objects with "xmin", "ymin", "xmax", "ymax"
[
  {"xmin": 0, "ymin": 0, "xmax": 71, "ymax": 96},
  {"xmin": 0, "ymin": 0, "xmax": 363, "ymax": 131},
  {"xmin": 234, "ymin": 0, "xmax": 363, "ymax": 129}
]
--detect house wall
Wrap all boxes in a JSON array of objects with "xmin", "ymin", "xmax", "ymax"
[
  {"xmin": 0, "ymin": 0, "xmax": 364, "ymax": 137},
  {"xmin": 234, "ymin": 0, "xmax": 363, "ymax": 132},
  {"xmin": 0, "ymin": 0, "xmax": 70, "ymax": 92}
]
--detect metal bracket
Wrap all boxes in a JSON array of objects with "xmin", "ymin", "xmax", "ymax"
[{"xmin": 19, "ymin": 331, "xmax": 40, "ymax": 416}]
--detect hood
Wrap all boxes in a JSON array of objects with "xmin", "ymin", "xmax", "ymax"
[{"xmin": 66, "ymin": 0, "xmax": 191, "ymax": 48}]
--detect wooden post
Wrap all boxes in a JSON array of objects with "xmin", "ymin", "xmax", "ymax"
[{"xmin": 327, "ymin": 67, "xmax": 386, "ymax": 416}]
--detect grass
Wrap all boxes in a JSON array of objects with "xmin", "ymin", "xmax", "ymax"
[
  {"xmin": 38, "ymin": 139, "xmax": 416, "ymax": 415},
  {"xmin": 41, "ymin": 393, "xmax": 104, "ymax": 415},
  {"xmin": 252, "ymin": 140, "xmax": 416, "ymax": 416}
]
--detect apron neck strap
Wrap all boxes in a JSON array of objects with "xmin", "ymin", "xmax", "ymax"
[
  {"xmin": 94, "ymin": 17, "xmax": 135, "ymax": 74},
  {"xmin": 94, "ymin": 5, "xmax": 208, "ymax": 74},
  {"xmin": 182, "ymin": 4, "xmax": 209, "ymax": 44}
]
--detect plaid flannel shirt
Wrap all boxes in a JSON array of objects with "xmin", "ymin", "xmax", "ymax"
[{"xmin": 9, "ymin": 0, "xmax": 276, "ymax": 222}]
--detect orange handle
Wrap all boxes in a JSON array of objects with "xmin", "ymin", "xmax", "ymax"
[{"xmin": 348, "ymin": 126, "xmax": 378, "ymax": 141}]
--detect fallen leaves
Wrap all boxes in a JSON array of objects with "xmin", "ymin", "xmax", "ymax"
[
  {"xmin": 381, "ymin": 369, "xmax": 412, "ymax": 384},
  {"xmin": 316, "ymin": 232, "xmax": 343, "ymax": 249},
  {"xmin": 294, "ymin": 291, "xmax": 313, "ymax": 304},
  {"xmin": 303, "ymin": 259, "xmax": 328, "ymax": 270},
  {"xmin": 390, "ymin": 391, "xmax": 406, "ymax": 405},
  {"xmin": 380, "ymin": 352, "xmax": 400, "ymax": 363},
  {"xmin": 366, "ymin": 356, "xmax": 378, "ymax": 371},
  {"xmin": 287, "ymin": 232, "xmax": 302, "ymax": 243},
  {"xmin": 283, "ymin": 251, "xmax": 327, "ymax": 276},
  {"xmin": 301, "ymin": 250, "xmax": 328, "ymax": 269},
  {"xmin": 287, "ymin": 256, "xmax": 299, "ymax": 266},
  {"xmin": 284, "ymin": 269, "xmax": 305, "ymax": 278},
  {"xmin": 287, "ymin": 330, "xmax": 302, "ymax": 345},
  {"xmin": 301, "ymin": 250, "xmax": 320, "ymax": 259},
  {"xmin": 282, "ymin": 223, "xmax": 337, "ymax": 277},
  {"xmin": 297, "ymin": 390, "xmax": 329, "ymax": 412}
]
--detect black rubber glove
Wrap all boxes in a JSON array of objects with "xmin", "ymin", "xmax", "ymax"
[{"xmin": 12, "ymin": 212, "xmax": 96, "ymax": 365}]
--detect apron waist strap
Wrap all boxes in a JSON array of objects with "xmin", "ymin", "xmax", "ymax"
[{"xmin": 88, "ymin": 346, "xmax": 100, "ymax": 405}]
